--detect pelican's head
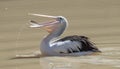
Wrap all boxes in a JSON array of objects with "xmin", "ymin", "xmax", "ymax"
[{"xmin": 29, "ymin": 13, "xmax": 68, "ymax": 33}]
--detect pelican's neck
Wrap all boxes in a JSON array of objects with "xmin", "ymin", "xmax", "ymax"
[
  {"xmin": 44, "ymin": 22, "xmax": 67, "ymax": 43},
  {"xmin": 40, "ymin": 22, "xmax": 67, "ymax": 55}
]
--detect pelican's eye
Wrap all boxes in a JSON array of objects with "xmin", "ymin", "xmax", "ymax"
[
  {"xmin": 57, "ymin": 17, "xmax": 62, "ymax": 21},
  {"xmin": 57, "ymin": 17, "xmax": 63, "ymax": 23},
  {"xmin": 59, "ymin": 17, "xmax": 62, "ymax": 20}
]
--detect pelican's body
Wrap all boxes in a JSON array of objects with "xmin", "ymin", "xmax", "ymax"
[{"xmin": 29, "ymin": 14, "xmax": 101, "ymax": 56}]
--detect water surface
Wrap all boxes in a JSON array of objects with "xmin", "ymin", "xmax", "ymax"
[{"xmin": 0, "ymin": 0, "xmax": 120, "ymax": 69}]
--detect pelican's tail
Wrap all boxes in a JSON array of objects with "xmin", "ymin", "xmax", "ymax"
[{"xmin": 29, "ymin": 20, "xmax": 41, "ymax": 28}]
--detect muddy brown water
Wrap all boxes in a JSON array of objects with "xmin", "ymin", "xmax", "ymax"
[{"xmin": 0, "ymin": 0, "xmax": 120, "ymax": 69}]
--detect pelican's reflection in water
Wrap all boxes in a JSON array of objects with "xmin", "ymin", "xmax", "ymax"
[
  {"xmin": 39, "ymin": 46, "xmax": 120, "ymax": 69},
  {"xmin": 40, "ymin": 57, "xmax": 73, "ymax": 69}
]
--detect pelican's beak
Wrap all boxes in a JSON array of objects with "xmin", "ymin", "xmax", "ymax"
[
  {"xmin": 28, "ymin": 13, "xmax": 57, "ymax": 18},
  {"xmin": 29, "ymin": 13, "xmax": 60, "ymax": 33}
]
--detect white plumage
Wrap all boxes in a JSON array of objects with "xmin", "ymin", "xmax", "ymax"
[{"xmin": 51, "ymin": 40, "xmax": 81, "ymax": 54}]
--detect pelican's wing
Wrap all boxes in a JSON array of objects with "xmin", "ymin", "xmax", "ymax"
[
  {"xmin": 50, "ymin": 35, "xmax": 100, "ymax": 54},
  {"xmin": 50, "ymin": 40, "xmax": 82, "ymax": 54}
]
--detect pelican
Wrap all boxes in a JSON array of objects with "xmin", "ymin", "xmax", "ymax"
[{"xmin": 16, "ymin": 14, "xmax": 101, "ymax": 58}]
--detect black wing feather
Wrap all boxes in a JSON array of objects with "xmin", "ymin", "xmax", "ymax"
[{"xmin": 57, "ymin": 35, "xmax": 101, "ymax": 53}]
